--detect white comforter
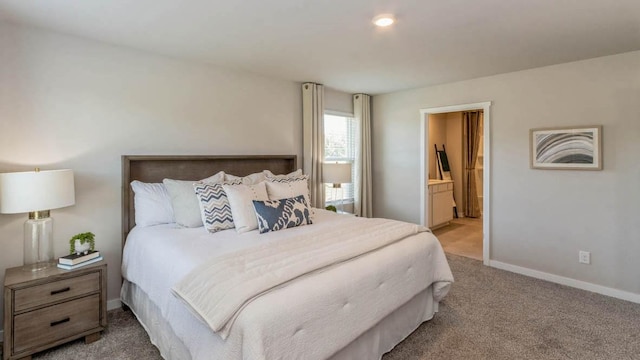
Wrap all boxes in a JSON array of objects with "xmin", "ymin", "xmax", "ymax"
[
  {"xmin": 122, "ymin": 210, "xmax": 453, "ymax": 360},
  {"xmin": 173, "ymin": 217, "xmax": 451, "ymax": 340}
]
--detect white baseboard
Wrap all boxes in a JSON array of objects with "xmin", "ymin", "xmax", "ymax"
[
  {"xmin": 489, "ymin": 260, "xmax": 640, "ymax": 304},
  {"xmin": 107, "ymin": 298, "xmax": 122, "ymax": 311}
]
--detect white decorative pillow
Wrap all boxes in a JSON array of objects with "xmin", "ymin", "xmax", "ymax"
[
  {"xmin": 267, "ymin": 174, "xmax": 314, "ymax": 215},
  {"xmin": 193, "ymin": 179, "xmax": 242, "ymax": 233},
  {"xmin": 130, "ymin": 181, "xmax": 175, "ymax": 227},
  {"xmin": 265, "ymin": 178, "xmax": 312, "ymax": 216},
  {"xmin": 163, "ymin": 171, "xmax": 225, "ymax": 228},
  {"xmin": 264, "ymin": 169, "xmax": 303, "ymax": 181},
  {"xmin": 222, "ymin": 182, "xmax": 269, "ymax": 234},
  {"xmin": 253, "ymin": 195, "xmax": 312, "ymax": 234},
  {"xmin": 224, "ymin": 171, "xmax": 266, "ymax": 185}
]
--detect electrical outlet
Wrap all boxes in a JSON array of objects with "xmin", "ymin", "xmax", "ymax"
[{"xmin": 579, "ymin": 251, "xmax": 591, "ymax": 264}]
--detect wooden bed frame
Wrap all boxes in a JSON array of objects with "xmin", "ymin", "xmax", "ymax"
[{"xmin": 121, "ymin": 155, "xmax": 297, "ymax": 249}]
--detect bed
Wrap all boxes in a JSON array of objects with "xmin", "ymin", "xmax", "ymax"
[{"xmin": 120, "ymin": 155, "xmax": 453, "ymax": 360}]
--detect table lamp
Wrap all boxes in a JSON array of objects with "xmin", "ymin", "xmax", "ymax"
[
  {"xmin": 322, "ymin": 162, "xmax": 352, "ymax": 212},
  {"xmin": 0, "ymin": 168, "xmax": 75, "ymax": 271}
]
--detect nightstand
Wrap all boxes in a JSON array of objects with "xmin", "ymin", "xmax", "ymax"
[{"xmin": 3, "ymin": 261, "xmax": 107, "ymax": 360}]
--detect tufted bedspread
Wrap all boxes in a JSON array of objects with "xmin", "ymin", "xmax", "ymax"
[{"xmin": 122, "ymin": 210, "xmax": 453, "ymax": 360}]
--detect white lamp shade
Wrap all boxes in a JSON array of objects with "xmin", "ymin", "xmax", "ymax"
[
  {"xmin": 323, "ymin": 163, "xmax": 352, "ymax": 184},
  {"xmin": 0, "ymin": 169, "xmax": 75, "ymax": 214}
]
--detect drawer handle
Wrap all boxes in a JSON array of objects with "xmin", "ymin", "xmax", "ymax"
[
  {"xmin": 50, "ymin": 317, "xmax": 70, "ymax": 327},
  {"xmin": 51, "ymin": 287, "xmax": 71, "ymax": 295}
]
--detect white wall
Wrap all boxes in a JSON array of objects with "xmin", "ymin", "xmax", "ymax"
[
  {"xmin": 373, "ymin": 51, "xmax": 640, "ymax": 297},
  {"xmin": 444, "ymin": 112, "xmax": 463, "ymax": 213},
  {"xmin": 428, "ymin": 112, "xmax": 464, "ymax": 214},
  {"xmin": 428, "ymin": 114, "xmax": 447, "ymax": 179},
  {"xmin": 0, "ymin": 21, "xmax": 302, "ymax": 330}
]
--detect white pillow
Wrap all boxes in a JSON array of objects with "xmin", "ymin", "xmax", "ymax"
[
  {"xmin": 264, "ymin": 169, "xmax": 303, "ymax": 181},
  {"xmin": 265, "ymin": 179, "xmax": 312, "ymax": 216},
  {"xmin": 222, "ymin": 182, "xmax": 269, "ymax": 234},
  {"xmin": 266, "ymin": 174, "xmax": 314, "ymax": 216},
  {"xmin": 224, "ymin": 171, "xmax": 267, "ymax": 185},
  {"xmin": 130, "ymin": 181, "xmax": 175, "ymax": 227},
  {"xmin": 163, "ymin": 171, "xmax": 225, "ymax": 228}
]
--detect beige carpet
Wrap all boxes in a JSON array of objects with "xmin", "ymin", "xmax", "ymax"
[
  {"xmin": 5, "ymin": 254, "xmax": 639, "ymax": 360},
  {"xmin": 433, "ymin": 217, "xmax": 483, "ymax": 260}
]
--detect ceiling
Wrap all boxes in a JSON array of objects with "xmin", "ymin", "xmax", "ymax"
[{"xmin": 1, "ymin": 0, "xmax": 639, "ymax": 94}]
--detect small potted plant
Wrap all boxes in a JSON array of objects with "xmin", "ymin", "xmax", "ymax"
[
  {"xmin": 325, "ymin": 205, "xmax": 337, "ymax": 212},
  {"xmin": 69, "ymin": 232, "xmax": 96, "ymax": 255}
]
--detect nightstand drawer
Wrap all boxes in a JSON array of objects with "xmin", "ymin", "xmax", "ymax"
[
  {"xmin": 13, "ymin": 294, "xmax": 100, "ymax": 353},
  {"xmin": 14, "ymin": 272, "xmax": 100, "ymax": 312}
]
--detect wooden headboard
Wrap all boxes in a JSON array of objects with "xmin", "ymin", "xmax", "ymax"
[{"xmin": 121, "ymin": 155, "xmax": 297, "ymax": 249}]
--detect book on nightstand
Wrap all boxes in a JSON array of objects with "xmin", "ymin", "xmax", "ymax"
[
  {"xmin": 59, "ymin": 250, "xmax": 101, "ymax": 265},
  {"xmin": 57, "ymin": 256, "xmax": 103, "ymax": 270}
]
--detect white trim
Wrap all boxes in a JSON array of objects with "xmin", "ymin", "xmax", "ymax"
[
  {"xmin": 482, "ymin": 104, "xmax": 491, "ymax": 266},
  {"xmin": 419, "ymin": 116, "xmax": 428, "ymax": 227},
  {"xmin": 324, "ymin": 109, "xmax": 354, "ymax": 118},
  {"xmin": 421, "ymin": 102, "xmax": 490, "ymax": 114},
  {"xmin": 419, "ymin": 102, "xmax": 492, "ymax": 265},
  {"xmin": 108, "ymin": 298, "xmax": 122, "ymax": 311},
  {"xmin": 490, "ymin": 260, "xmax": 640, "ymax": 304}
]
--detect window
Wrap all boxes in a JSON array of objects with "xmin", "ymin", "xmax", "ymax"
[{"xmin": 324, "ymin": 113, "xmax": 356, "ymax": 205}]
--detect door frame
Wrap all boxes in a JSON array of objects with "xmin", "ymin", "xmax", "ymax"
[{"xmin": 419, "ymin": 102, "xmax": 492, "ymax": 265}]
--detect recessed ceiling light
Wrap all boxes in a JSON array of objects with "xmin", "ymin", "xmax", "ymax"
[{"xmin": 372, "ymin": 14, "xmax": 395, "ymax": 27}]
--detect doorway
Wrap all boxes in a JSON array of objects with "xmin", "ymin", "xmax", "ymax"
[{"xmin": 419, "ymin": 102, "xmax": 491, "ymax": 265}]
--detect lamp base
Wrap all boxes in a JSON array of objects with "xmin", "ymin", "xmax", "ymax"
[
  {"xmin": 24, "ymin": 215, "xmax": 55, "ymax": 272},
  {"xmin": 22, "ymin": 261, "xmax": 53, "ymax": 272}
]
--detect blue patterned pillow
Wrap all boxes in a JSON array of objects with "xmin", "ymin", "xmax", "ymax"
[
  {"xmin": 194, "ymin": 179, "xmax": 242, "ymax": 233},
  {"xmin": 252, "ymin": 195, "xmax": 312, "ymax": 234}
]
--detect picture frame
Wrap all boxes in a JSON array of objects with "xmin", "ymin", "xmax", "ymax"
[{"xmin": 530, "ymin": 125, "xmax": 602, "ymax": 170}]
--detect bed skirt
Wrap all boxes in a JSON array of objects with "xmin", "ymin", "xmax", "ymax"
[{"xmin": 121, "ymin": 280, "xmax": 438, "ymax": 360}]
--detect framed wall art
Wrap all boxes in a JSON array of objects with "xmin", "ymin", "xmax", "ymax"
[{"xmin": 530, "ymin": 125, "xmax": 602, "ymax": 170}]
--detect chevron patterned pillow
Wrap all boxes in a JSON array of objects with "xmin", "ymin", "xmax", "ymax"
[
  {"xmin": 194, "ymin": 179, "xmax": 242, "ymax": 233},
  {"xmin": 252, "ymin": 195, "xmax": 312, "ymax": 234}
]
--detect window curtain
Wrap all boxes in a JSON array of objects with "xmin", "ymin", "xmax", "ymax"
[
  {"xmin": 464, "ymin": 111, "xmax": 482, "ymax": 218},
  {"xmin": 302, "ymin": 83, "xmax": 325, "ymax": 208},
  {"xmin": 353, "ymin": 94, "xmax": 373, "ymax": 218}
]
